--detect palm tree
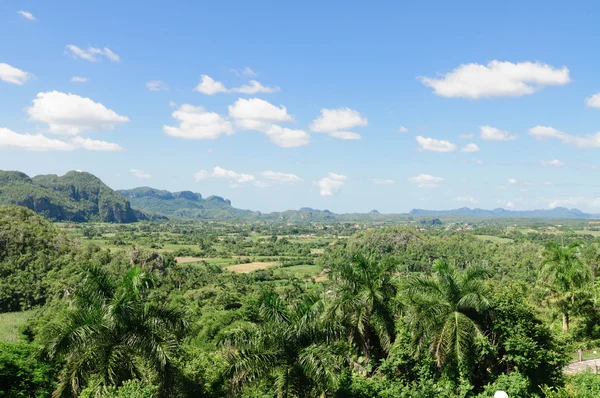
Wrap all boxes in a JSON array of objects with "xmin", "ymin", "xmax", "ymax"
[
  {"xmin": 40, "ymin": 265, "xmax": 188, "ymax": 397},
  {"xmin": 222, "ymin": 291, "xmax": 343, "ymax": 397},
  {"xmin": 402, "ymin": 260, "xmax": 490, "ymax": 370},
  {"xmin": 325, "ymin": 252, "xmax": 399, "ymax": 365},
  {"xmin": 540, "ymin": 242, "xmax": 591, "ymax": 332}
]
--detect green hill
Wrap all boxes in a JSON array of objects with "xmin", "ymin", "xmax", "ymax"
[
  {"xmin": 117, "ymin": 187, "xmax": 260, "ymax": 220},
  {"xmin": 0, "ymin": 170, "xmax": 141, "ymax": 223}
]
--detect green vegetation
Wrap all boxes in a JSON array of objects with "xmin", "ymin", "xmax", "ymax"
[{"xmin": 5, "ymin": 202, "xmax": 600, "ymax": 396}]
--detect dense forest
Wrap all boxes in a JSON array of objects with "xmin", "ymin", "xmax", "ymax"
[{"xmin": 3, "ymin": 204, "xmax": 600, "ymax": 397}]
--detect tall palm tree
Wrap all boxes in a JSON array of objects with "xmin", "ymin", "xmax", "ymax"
[
  {"xmin": 222, "ymin": 291, "xmax": 343, "ymax": 397},
  {"xmin": 40, "ymin": 266, "xmax": 188, "ymax": 397},
  {"xmin": 325, "ymin": 252, "xmax": 399, "ymax": 365},
  {"xmin": 540, "ymin": 242, "xmax": 591, "ymax": 332},
  {"xmin": 403, "ymin": 260, "xmax": 490, "ymax": 370}
]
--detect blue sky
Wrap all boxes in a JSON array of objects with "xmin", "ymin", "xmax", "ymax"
[{"xmin": 2, "ymin": 1, "xmax": 600, "ymax": 213}]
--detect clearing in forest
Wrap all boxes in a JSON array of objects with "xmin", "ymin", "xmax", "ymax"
[{"xmin": 225, "ymin": 262, "xmax": 277, "ymax": 273}]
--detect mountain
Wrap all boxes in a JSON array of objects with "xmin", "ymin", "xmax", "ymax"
[
  {"xmin": 117, "ymin": 187, "xmax": 260, "ymax": 220},
  {"xmin": 0, "ymin": 170, "xmax": 142, "ymax": 222},
  {"xmin": 409, "ymin": 207, "xmax": 597, "ymax": 219}
]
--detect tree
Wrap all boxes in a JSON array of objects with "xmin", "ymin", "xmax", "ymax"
[
  {"xmin": 403, "ymin": 260, "xmax": 490, "ymax": 372},
  {"xmin": 326, "ymin": 252, "xmax": 399, "ymax": 365},
  {"xmin": 540, "ymin": 242, "xmax": 591, "ymax": 332},
  {"xmin": 39, "ymin": 266, "xmax": 188, "ymax": 397},
  {"xmin": 222, "ymin": 291, "xmax": 344, "ymax": 397}
]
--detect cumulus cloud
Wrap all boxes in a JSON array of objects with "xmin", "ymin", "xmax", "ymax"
[
  {"xmin": 456, "ymin": 195, "xmax": 478, "ymax": 204},
  {"xmin": 419, "ymin": 60, "xmax": 571, "ymax": 99},
  {"xmin": 0, "ymin": 63, "xmax": 33, "ymax": 85},
  {"xmin": 0, "ymin": 128, "xmax": 122, "ymax": 151},
  {"xmin": 17, "ymin": 10, "xmax": 37, "ymax": 20},
  {"xmin": 228, "ymin": 98, "xmax": 308, "ymax": 147},
  {"xmin": 309, "ymin": 107, "xmax": 368, "ymax": 139},
  {"xmin": 65, "ymin": 45, "xmax": 120, "ymax": 62},
  {"xmin": 540, "ymin": 159, "xmax": 565, "ymax": 167},
  {"xmin": 528, "ymin": 125, "xmax": 600, "ymax": 148},
  {"xmin": 163, "ymin": 104, "xmax": 233, "ymax": 140},
  {"xmin": 27, "ymin": 91, "xmax": 129, "ymax": 135},
  {"xmin": 194, "ymin": 166, "xmax": 255, "ymax": 184},
  {"xmin": 261, "ymin": 170, "xmax": 302, "ymax": 183},
  {"xmin": 130, "ymin": 169, "xmax": 151, "ymax": 179},
  {"xmin": 229, "ymin": 98, "xmax": 293, "ymax": 122},
  {"xmin": 0, "ymin": 128, "xmax": 75, "ymax": 151},
  {"xmin": 146, "ymin": 80, "xmax": 168, "ymax": 91},
  {"xmin": 71, "ymin": 76, "xmax": 88, "ymax": 83},
  {"xmin": 461, "ymin": 143, "xmax": 480, "ymax": 152},
  {"xmin": 71, "ymin": 137, "xmax": 123, "ymax": 151},
  {"xmin": 194, "ymin": 75, "xmax": 278, "ymax": 95},
  {"xmin": 407, "ymin": 173, "xmax": 444, "ymax": 188},
  {"xmin": 479, "ymin": 125, "xmax": 517, "ymax": 141},
  {"xmin": 231, "ymin": 67, "xmax": 258, "ymax": 77},
  {"xmin": 371, "ymin": 178, "xmax": 395, "ymax": 184},
  {"xmin": 585, "ymin": 93, "xmax": 600, "ymax": 108},
  {"xmin": 415, "ymin": 136, "xmax": 457, "ymax": 152},
  {"xmin": 317, "ymin": 172, "xmax": 347, "ymax": 196},
  {"xmin": 397, "ymin": 126, "xmax": 409, "ymax": 133}
]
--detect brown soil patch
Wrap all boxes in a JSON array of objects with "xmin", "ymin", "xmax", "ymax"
[
  {"xmin": 175, "ymin": 257, "xmax": 211, "ymax": 264},
  {"xmin": 225, "ymin": 262, "xmax": 277, "ymax": 273}
]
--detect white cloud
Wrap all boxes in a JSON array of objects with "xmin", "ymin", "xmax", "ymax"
[
  {"xmin": 194, "ymin": 166, "xmax": 255, "ymax": 184},
  {"xmin": 27, "ymin": 91, "xmax": 129, "ymax": 135},
  {"xmin": 461, "ymin": 143, "xmax": 480, "ymax": 152},
  {"xmin": 130, "ymin": 169, "xmax": 151, "ymax": 179},
  {"xmin": 317, "ymin": 172, "xmax": 347, "ymax": 196},
  {"xmin": 0, "ymin": 63, "xmax": 33, "ymax": 85},
  {"xmin": 371, "ymin": 178, "xmax": 395, "ymax": 184},
  {"xmin": 231, "ymin": 80, "xmax": 280, "ymax": 94},
  {"xmin": 585, "ymin": 93, "xmax": 600, "ymax": 108},
  {"xmin": 146, "ymin": 80, "xmax": 168, "ymax": 91},
  {"xmin": 419, "ymin": 60, "xmax": 571, "ymax": 99},
  {"xmin": 163, "ymin": 104, "xmax": 233, "ymax": 140},
  {"xmin": 329, "ymin": 131, "xmax": 361, "ymax": 140},
  {"xmin": 261, "ymin": 170, "xmax": 302, "ymax": 183},
  {"xmin": 548, "ymin": 197, "xmax": 586, "ymax": 209},
  {"xmin": 456, "ymin": 195, "xmax": 478, "ymax": 204},
  {"xmin": 507, "ymin": 178, "xmax": 518, "ymax": 184},
  {"xmin": 528, "ymin": 125, "xmax": 600, "ymax": 148},
  {"xmin": 71, "ymin": 137, "xmax": 123, "ymax": 151},
  {"xmin": 480, "ymin": 125, "xmax": 517, "ymax": 141},
  {"xmin": 415, "ymin": 136, "xmax": 457, "ymax": 152},
  {"xmin": 309, "ymin": 107, "xmax": 368, "ymax": 139},
  {"xmin": 195, "ymin": 75, "xmax": 278, "ymax": 95},
  {"xmin": 0, "ymin": 128, "xmax": 74, "ymax": 151},
  {"xmin": 65, "ymin": 45, "xmax": 120, "ymax": 62},
  {"xmin": 194, "ymin": 75, "xmax": 228, "ymax": 94},
  {"xmin": 262, "ymin": 124, "xmax": 311, "ymax": 148},
  {"xmin": 540, "ymin": 159, "xmax": 565, "ymax": 167},
  {"xmin": 17, "ymin": 11, "xmax": 36, "ymax": 21},
  {"xmin": 243, "ymin": 67, "xmax": 257, "ymax": 77},
  {"xmin": 71, "ymin": 76, "xmax": 88, "ymax": 83},
  {"xmin": 397, "ymin": 126, "xmax": 409, "ymax": 133},
  {"xmin": 0, "ymin": 128, "xmax": 123, "ymax": 151},
  {"xmin": 407, "ymin": 173, "xmax": 445, "ymax": 188},
  {"xmin": 459, "ymin": 133, "xmax": 474, "ymax": 139},
  {"xmin": 229, "ymin": 98, "xmax": 293, "ymax": 122}
]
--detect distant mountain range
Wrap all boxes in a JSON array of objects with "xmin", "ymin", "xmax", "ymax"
[
  {"xmin": 0, "ymin": 170, "xmax": 597, "ymax": 223},
  {"xmin": 409, "ymin": 207, "xmax": 598, "ymax": 219}
]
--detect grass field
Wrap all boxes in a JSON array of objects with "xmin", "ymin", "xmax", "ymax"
[
  {"xmin": 474, "ymin": 235, "xmax": 513, "ymax": 244},
  {"xmin": 0, "ymin": 310, "xmax": 34, "ymax": 343},
  {"xmin": 225, "ymin": 262, "xmax": 277, "ymax": 273},
  {"xmin": 273, "ymin": 264, "xmax": 323, "ymax": 279}
]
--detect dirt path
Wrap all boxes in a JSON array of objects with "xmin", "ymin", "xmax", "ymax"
[{"xmin": 565, "ymin": 359, "xmax": 600, "ymax": 374}]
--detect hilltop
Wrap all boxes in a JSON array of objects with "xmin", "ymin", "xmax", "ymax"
[{"xmin": 0, "ymin": 170, "xmax": 141, "ymax": 222}]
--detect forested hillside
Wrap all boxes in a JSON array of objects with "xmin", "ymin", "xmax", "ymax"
[
  {"xmin": 4, "ymin": 205, "xmax": 600, "ymax": 396},
  {"xmin": 0, "ymin": 170, "xmax": 141, "ymax": 222}
]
